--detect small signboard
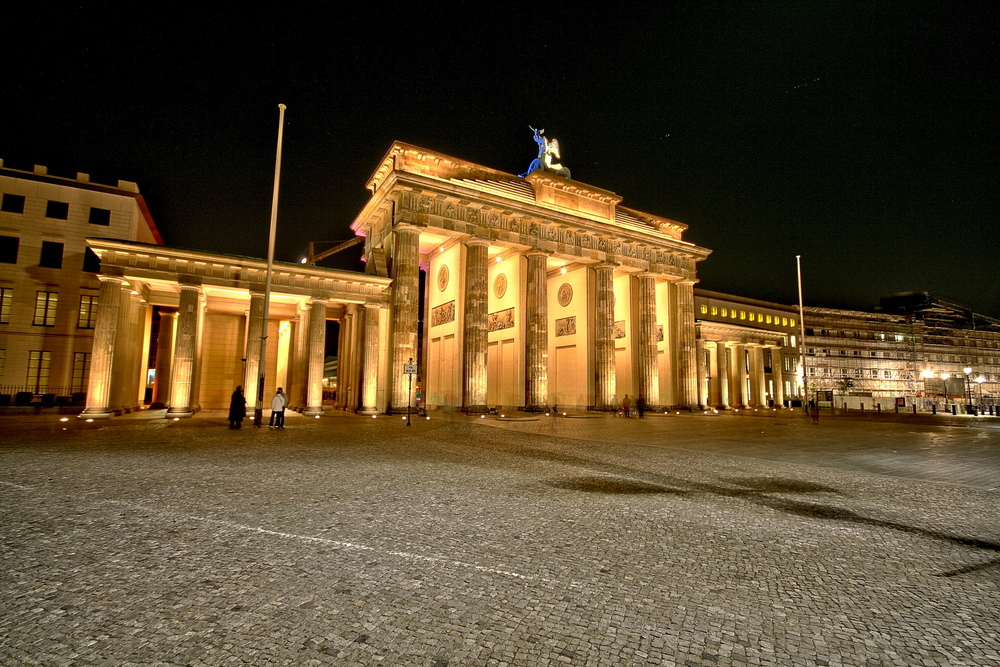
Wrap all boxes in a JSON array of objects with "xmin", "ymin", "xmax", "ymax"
[{"xmin": 403, "ymin": 363, "xmax": 418, "ymax": 375}]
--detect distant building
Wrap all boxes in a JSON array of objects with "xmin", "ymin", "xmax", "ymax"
[
  {"xmin": 694, "ymin": 288, "xmax": 1000, "ymax": 411},
  {"xmin": 0, "ymin": 161, "xmax": 161, "ymax": 404}
]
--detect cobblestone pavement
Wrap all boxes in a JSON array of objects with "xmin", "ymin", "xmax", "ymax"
[{"xmin": 1, "ymin": 410, "xmax": 998, "ymax": 666}]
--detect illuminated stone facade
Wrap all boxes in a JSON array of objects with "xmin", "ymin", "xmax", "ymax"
[
  {"xmin": 351, "ymin": 142, "xmax": 712, "ymax": 412},
  {"xmin": 0, "ymin": 162, "xmax": 161, "ymax": 403},
  {"xmin": 79, "ymin": 239, "xmax": 391, "ymax": 418}
]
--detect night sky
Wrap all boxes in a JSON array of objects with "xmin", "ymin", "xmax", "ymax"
[{"xmin": 4, "ymin": 3, "xmax": 997, "ymax": 316}]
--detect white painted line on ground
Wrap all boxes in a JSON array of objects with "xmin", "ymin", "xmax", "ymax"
[
  {"xmin": 105, "ymin": 499, "xmax": 541, "ymax": 583},
  {"xmin": 0, "ymin": 480, "xmax": 34, "ymax": 490}
]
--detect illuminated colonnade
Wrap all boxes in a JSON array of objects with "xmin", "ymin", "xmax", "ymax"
[{"xmin": 351, "ymin": 142, "xmax": 713, "ymax": 413}]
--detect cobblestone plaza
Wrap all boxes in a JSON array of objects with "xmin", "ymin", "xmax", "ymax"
[{"xmin": 2, "ymin": 411, "xmax": 998, "ymax": 666}]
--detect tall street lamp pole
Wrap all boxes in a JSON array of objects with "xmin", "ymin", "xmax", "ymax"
[
  {"xmin": 254, "ymin": 103, "xmax": 287, "ymax": 427},
  {"xmin": 796, "ymin": 255, "xmax": 809, "ymax": 413}
]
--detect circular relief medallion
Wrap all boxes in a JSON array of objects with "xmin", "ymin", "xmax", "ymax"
[
  {"xmin": 437, "ymin": 265, "xmax": 449, "ymax": 292},
  {"xmin": 494, "ymin": 273, "xmax": 507, "ymax": 299},
  {"xmin": 558, "ymin": 283, "xmax": 573, "ymax": 307}
]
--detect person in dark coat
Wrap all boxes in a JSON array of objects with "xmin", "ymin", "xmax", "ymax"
[{"xmin": 229, "ymin": 386, "xmax": 247, "ymax": 429}]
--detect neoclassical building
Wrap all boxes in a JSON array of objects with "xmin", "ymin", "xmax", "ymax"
[{"xmin": 351, "ymin": 142, "xmax": 712, "ymax": 413}]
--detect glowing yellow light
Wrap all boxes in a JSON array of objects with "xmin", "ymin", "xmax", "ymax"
[
  {"xmin": 173, "ymin": 417, "xmax": 179, "ymax": 421},
  {"xmin": 439, "ymin": 246, "xmax": 445, "ymax": 252},
  {"xmin": 300, "ymin": 257, "xmax": 307, "ymax": 264},
  {"xmin": 315, "ymin": 415, "xmax": 320, "ymax": 419},
  {"xmin": 560, "ymin": 267, "xmax": 567, "ymax": 274},
  {"xmin": 426, "ymin": 416, "xmax": 430, "ymax": 420},
  {"xmin": 372, "ymin": 415, "xmax": 377, "ymax": 418},
  {"xmin": 60, "ymin": 417, "xmax": 68, "ymax": 422},
  {"xmin": 496, "ymin": 257, "xmax": 502, "ymax": 263},
  {"xmin": 480, "ymin": 415, "xmax": 485, "ymax": 418},
  {"xmin": 85, "ymin": 419, "xmax": 93, "ymax": 422}
]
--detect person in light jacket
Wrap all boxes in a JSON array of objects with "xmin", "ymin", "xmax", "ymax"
[{"xmin": 269, "ymin": 387, "xmax": 287, "ymax": 428}]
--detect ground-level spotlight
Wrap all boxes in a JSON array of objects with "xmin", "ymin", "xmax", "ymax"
[
  {"xmin": 426, "ymin": 416, "xmax": 430, "ymax": 420},
  {"xmin": 500, "ymin": 414, "xmax": 506, "ymax": 418},
  {"xmin": 85, "ymin": 419, "xmax": 93, "ymax": 423},
  {"xmin": 372, "ymin": 415, "xmax": 377, "ymax": 418},
  {"xmin": 173, "ymin": 417, "xmax": 180, "ymax": 421},
  {"xmin": 60, "ymin": 417, "xmax": 68, "ymax": 422},
  {"xmin": 315, "ymin": 415, "xmax": 320, "ymax": 419},
  {"xmin": 480, "ymin": 415, "xmax": 485, "ymax": 418}
]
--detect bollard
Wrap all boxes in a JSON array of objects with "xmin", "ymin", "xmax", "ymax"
[
  {"xmin": 932, "ymin": 404, "xmax": 936, "ymax": 415},
  {"xmin": 877, "ymin": 403, "xmax": 881, "ymax": 414},
  {"xmin": 912, "ymin": 404, "xmax": 916, "ymax": 415},
  {"xmin": 860, "ymin": 403, "xmax": 865, "ymax": 413},
  {"xmin": 952, "ymin": 405, "xmax": 957, "ymax": 415},
  {"xmin": 894, "ymin": 403, "xmax": 899, "ymax": 414}
]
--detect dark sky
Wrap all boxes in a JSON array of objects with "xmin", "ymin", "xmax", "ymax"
[{"xmin": 3, "ymin": 3, "xmax": 997, "ymax": 316}]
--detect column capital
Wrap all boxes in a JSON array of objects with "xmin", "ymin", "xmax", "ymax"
[
  {"xmin": 463, "ymin": 235, "xmax": 491, "ymax": 247},
  {"xmin": 393, "ymin": 222, "xmax": 422, "ymax": 234},
  {"xmin": 524, "ymin": 248, "xmax": 549, "ymax": 258},
  {"xmin": 97, "ymin": 274, "xmax": 125, "ymax": 285}
]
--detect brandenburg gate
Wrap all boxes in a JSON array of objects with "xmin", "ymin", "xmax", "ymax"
[{"xmin": 351, "ymin": 141, "xmax": 712, "ymax": 413}]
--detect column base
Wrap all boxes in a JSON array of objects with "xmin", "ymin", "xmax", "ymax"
[
  {"xmin": 79, "ymin": 407, "xmax": 113, "ymax": 420},
  {"xmin": 521, "ymin": 405, "xmax": 550, "ymax": 413},
  {"xmin": 166, "ymin": 407, "xmax": 195, "ymax": 419},
  {"xmin": 303, "ymin": 406, "xmax": 325, "ymax": 417},
  {"xmin": 460, "ymin": 405, "xmax": 490, "ymax": 415},
  {"xmin": 358, "ymin": 407, "xmax": 379, "ymax": 415}
]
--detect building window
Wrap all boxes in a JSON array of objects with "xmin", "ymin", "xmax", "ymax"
[
  {"xmin": 784, "ymin": 356, "xmax": 796, "ymax": 372},
  {"xmin": 884, "ymin": 370, "xmax": 892, "ymax": 378},
  {"xmin": 39, "ymin": 241, "xmax": 63, "ymax": 269},
  {"xmin": 27, "ymin": 350, "xmax": 52, "ymax": 392},
  {"xmin": 45, "ymin": 201, "xmax": 69, "ymax": 220},
  {"xmin": 710, "ymin": 306, "xmax": 718, "ymax": 316},
  {"xmin": 33, "ymin": 291, "xmax": 58, "ymax": 326},
  {"xmin": 869, "ymin": 369, "xmax": 878, "ymax": 378},
  {"xmin": 0, "ymin": 287, "xmax": 11, "ymax": 324},
  {"xmin": 88, "ymin": 207, "xmax": 111, "ymax": 226},
  {"xmin": 699, "ymin": 305, "xmax": 708, "ymax": 315},
  {"xmin": 854, "ymin": 368, "xmax": 861, "ymax": 377},
  {"xmin": 0, "ymin": 235, "xmax": 18, "ymax": 264},
  {"xmin": 1, "ymin": 194, "xmax": 25, "ymax": 214},
  {"xmin": 721, "ymin": 308, "xmax": 728, "ymax": 317},
  {"xmin": 83, "ymin": 248, "xmax": 101, "ymax": 273},
  {"xmin": 72, "ymin": 352, "xmax": 91, "ymax": 392},
  {"xmin": 790, "ymin": 318, "xmax": 796, "ymax": 327},
  {"xmin": 739, "ymin": 311, "xmax": 746, "ymax": 320},
  {"xmin": 808, "ymin": 367, "xmax": 817, "ymax": 377},
  {"xmin": 78, "ymin": 295, "xmax": 98, "ymax": 329}
]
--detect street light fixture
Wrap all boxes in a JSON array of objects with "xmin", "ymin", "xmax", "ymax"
[{"xmin": 964, "ymin": 366, "xmax": 974, "ymax": 414}]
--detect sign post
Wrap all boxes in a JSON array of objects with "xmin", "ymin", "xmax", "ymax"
[{"xmin": 404, "ymin": 358, "xmax": 418, "ymax": 426}]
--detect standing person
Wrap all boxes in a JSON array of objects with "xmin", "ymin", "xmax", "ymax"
[
  {"xmin": 636, "ymin": 394, "xmax": 646, "ymax": 419},
  {"xmin": 809, "ymin": 399, "xmax": 820, "ymax": 425},
  {"xmin": 228, "ymin": 386, "xmax": 246, "ymax": 429},
  {"xmin": 269, "ymin": 387, "xmax": 287, "ymax": 428},
  {"xmin": 622, "ymin": 394, "xmax": 632, "ymax": 418}
]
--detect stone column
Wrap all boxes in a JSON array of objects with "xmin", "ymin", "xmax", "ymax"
[
  {"xmin": 108, "ymin": 283, "xmax": 134, "ymax": 414},
  {"xmin": 80, "ymin": 276, "xmax": 125, "ymax": 419},
  {"xmin": 389, "ymin": 224, "xmax": 421, "ymax": 412},
  {"xmin": 593, "ymin": 263, "xmax": 616, "ymax": 410},
  {"xmin": 750, "ymin": 345, "xmax": 767, "ymax": 407},
  {"xmin": 242, "ymin": 291, "xmax": 266, "ymax": 414},
  {"xmin": 677, "ymin": 280, "xmax": 699, "ymax": 409},
  {"xmin": 717, "ymin": 343, "xmax": 730, "ymax": 408},
  {"xmin": 123, "ymin": 292, "xmax": 145, "ymax": 412},
  {"xmin": 772, "ymin": 348, "xmax": 785, "ymax": 407},
  {"xmin": 524, "ymin": 251, "xmax": 549, "ymax": 412},
  {"xmin": 462, "ymin": 238, "xmax": 490, "ymax": 413},
  {"xmin": 343, "ymin": 304, "xmax": 359, "ymax": 411},
  {"xmin": 732, "ymin": 344, "xmax": 747, "ymax": 408},
  {"xmin": 150, "ymin": 310, "xmax": 176, "ymax": 409},
  {"xmin": 359, "ymin": 304, "xmax": 382, "ymax": 414},
  {"xmin": 697, "ymin": 339, "xmax": 709, "ymax": 409},
  {"xmin": 166, "ymin": 284, "xmax": 202, "ymax": 418},
  {"xmin": 303, "ymin": 298, "xmax": 327, "ymax": 416},
  {"xmin": 636, "ymin": 273, "xmax": 660, "ymax": 409}
]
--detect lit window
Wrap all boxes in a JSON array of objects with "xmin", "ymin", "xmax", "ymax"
[
  {"xmin": 781, "ymin": 317, "xmax": 788, "ymax": 326},
  {"xmin": 0, "ymin": 287, "xmax": 11, "ymax": 324},
  {"xmin": 721, "ymin": 308, "xmax": 728, "ymax": 317},
  {"xmin": 790, "ymin": 319, "xmax": 796, "ymax": 327},
  {"xmin": 739, "ymin": 311, "xmax": 746, "ymax": 320},
  {"xmin": 749, "ymin": 312, "xmax": 755, "ymax": 322},
  {"xmin": 72, "ymin": 352, "xmax": 91, "ymax": 392},
  {"xmin": 710, "ymin": 306, "xmax": 717, "ymax": 316},
  {"xmin": 78, "ymin": 295, "xmax": 98, "ymax": 329},
  {"xmin": 766, "ymin": 315, "xmax": 772, "ymax": 324},
  {"xmin": 33, "ymin": 291, "xmax": 58, "ymax": 326},
  {"xmin": 700, "ymin": 305, "xmax": 708, "ymax": 315},
  {"xmin": 27, "ymin": 350, "xmax": 52, "ymax": 392}
]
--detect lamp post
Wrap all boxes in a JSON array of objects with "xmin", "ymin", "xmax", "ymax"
[
  {"xmin": 964, "ymin": 366, "xmax": 973, "ymax": 415},
  {"xmin": 941, "ymin": 372, "xmax": 950, "ymax": 411},
  {"xmin": 921, "ymin": 369, "xmax": 933, "ymax": 411},
  {"xmin": 253, "ymin": 103, "xmax": 287, "ymax": 427},
  {"xmin": 975, "ymin": 376, "xmax": 985, "ymax": 413},
  {"xmin": 796, "ymin": 255, "xmax": 808, "ymax": 413}
]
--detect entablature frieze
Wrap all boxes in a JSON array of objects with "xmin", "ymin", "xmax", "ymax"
[{"xmin": 379, "ymin": 188, "xmax": 707, "ymax": 281}]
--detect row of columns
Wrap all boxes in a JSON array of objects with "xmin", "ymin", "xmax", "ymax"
[
  {"xmin": 697, "ymin": 341, "xmax": 787, "ymax": 409},
  {"xmin": 83, "ymin": 276, "xmax": 332, "ymax": 419},
  {"xmin": 385, "ymin": 224, "xmax": 702, "ymax": 413}
]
